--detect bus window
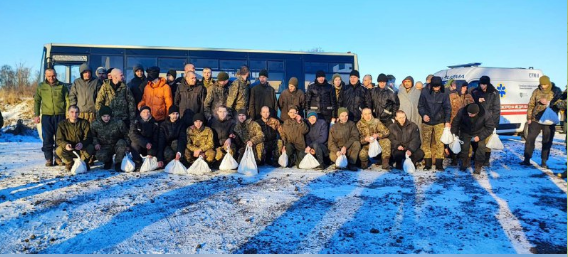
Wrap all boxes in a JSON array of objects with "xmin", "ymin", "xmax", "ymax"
[
  {"xmin": 305, "ymin": 62, "xmax": 328, "ymax": 73},
  {"xmin": 191, "ymin": 59, "xmax": 219, "ymax": 69},
  {"xmin": 268, "ymin": 61, "xmax": 284, "ymax": 72},
  {"xmin": 71, "ymin": 65, "xmax": 81, "ymax": 83},
  {"xmin": 101, "ymin": 56, "xmax": 124, "ymax": 71},
  {"xmin": 249, "ymin": 60, "xmax": 266, "ymax": 71},
  {"xmin": 268, "ymin": 72, "xmax": 284, "ymax": 93},
  {"xmin": 330, "ymin": 63, "xmax": 353, "ymax": 73},
  {"xmin": 53, "ymin": 64, "xmax": 68, "ymax": 84},
  {"xmin": 220, "ymin": 60, "xmax": 247, "ymax": 71},
  {"xmin": 126, "ymin": 57, "xmax": 155, "ymax": 81},
  {"xmin": 158, "ymin": 58, "xmax": 185, "ymax": 71}
]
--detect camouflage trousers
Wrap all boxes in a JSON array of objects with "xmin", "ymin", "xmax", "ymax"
[
  {"xmin": 214, "ymin": 145, "xmax": 238, "ymax": 161},
  {"xmin": 330, "ymin": 141, "xmax": 361, "ymax": 165},
  {"xmin": 79, "ymin": 112, "xmax": 96, "ymax": 123},
  {"xmin": 421, "ymin": 123, "xmax": 445, "ymax": 159},
  {"xmin": 95, "ymin": 139, "xmax": 128, "ymax": 164},
  {"xmin": 237, "ymin": 143, "xmax": 264, "ymax": 163},
  {"xmin": 185, "ymin": 148, "xmax": 216, "ymax": 164},
  {"xmin": 56, "ymin": 144, "xmax": 95, "ymax": 164},
  {"xmin": 263, "ymin": 139, "xmax": 283, "ymax": 164},
  {"xmin": 359, "ymin": 138, "xmax": 391, "ymax": 162}
]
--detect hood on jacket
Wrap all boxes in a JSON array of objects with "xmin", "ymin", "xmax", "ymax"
[{"xmin": 402, "ymin": 76, "xmax": 414, "ymax": 89}]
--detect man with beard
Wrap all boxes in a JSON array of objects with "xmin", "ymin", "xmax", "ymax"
[
  {"xmin": 370, "ymin": 73, "xmax": 399, "ymax": 127},
  {"xmin": 249, "ymin": 69, "xmax": 277, "ymax": 120},
  {"xmin": 397, "ymin": 76, "xmax": 422, "ymax": 132},
  {"xmin": 278, "ymin": 77, "xmax": 305, "ymax": 122},
  {"xmin": 305, "ymin": 70, "xmax": 337, "ymax": 123},
  {"xmin": 341, "ymin": 70, "xmax": 371, "ymax": 122}
]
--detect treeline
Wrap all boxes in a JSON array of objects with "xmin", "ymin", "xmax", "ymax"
[{"xmin": 0, "ymin": 63, "xmax": 40, "ymax": 104}]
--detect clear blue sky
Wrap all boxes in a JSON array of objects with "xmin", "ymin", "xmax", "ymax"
[{"xmin": 1, "ymin": 0, "xmax": 566, "ymax": 88}]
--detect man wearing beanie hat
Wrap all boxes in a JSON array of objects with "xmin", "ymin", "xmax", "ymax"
[
  {"xmin": 70, "ymin": 63, "xmax": 102, "ymax": 123},
  {"xmin": 305, "ymin": 70, "xmax": 337, "ymax": 123},
  {"xmin": 166, "ymin": 69, "xmax": 180, "ymax": 95},
  {"xmin": 328, "ymin": 107, "xmax": 361, "ymax": 171},
  {"xmin": 357, "ymin": 108, "xmax": 392, "ymax": 170},
  {"xmin": 418, "ymin": 76, "xmax": 451, "ymax": 171},
  {"xmin": 157, "ymin": 105, "xmax": 186, "ymax": 167},
  {"xmin": 278, "ymin": 77, "xmax": 305, "ymax": 122},
  {"xmin": 342, "ymin": 70, "xmax": 371, "ymax": 122},
  {"xmin": 127, "ymin": 64, "xmax": 147, "ymax": 106},
  {"xmin": 174, "ymin": 71, "xmax": 206, "ymax": 127},
  {"xmin": 95, "ymin": 67, "xmax": 107, "ymax": 82},
  {"xmin": 227, "ymin": 65, "xmax": 251, "ymax": 118},
  {"xmin": 138, "ymin": 66, "xmax": 173, "ymax": 122},
  {"xmin": 331, "ymin": 73, "xmax": 344, "ymax": 104},
  {"xmin": 305, "ymin": 110, "xmax": 329, "ymax": 169},
  {"xmin": 451, "ymin": 103, "xmax": 495, "ymax": 174},
  {"xmin": 184, "ymin": 113, "xmax": 215, "ymax": 165},
  {"xmin": 447, "ymin": 80, "xmax": 474, "ymax": 165},
  {"xmin": 370, "ymin": 73, "xmax": 399, "ymax": 127},
  {"xmin": 204, "ymin": 71, "xmax": 231, "ymax": 120},
  {"xmin": 129, "ymin": 105, "xmax": 160, "ymax": 170},
  {"xmin": 91, "ymin": 105, "xmax": 130, "ymax": 171},
  {"xmin": 279, "ymin": 105, "xmax": 309, "ymax": 168},
  {"xmin": 249, "ymin": 69, "xmax": 277, "ymax": 120},
  {"xmin": 256, "ymin": 106, "xmax": 283, "ymax": 167},
  {"xmin": 521, "ymin": 75, "xmax": 562, "ymax": 168},
  {"xmin": 471, "ymin": 75, "xmax": 501, "ymax": 167},
  {"xmin": 234, "ymin": 109, "xmax": 265, "ymax": 163}
]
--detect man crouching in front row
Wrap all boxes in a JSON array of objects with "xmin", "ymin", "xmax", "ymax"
[{"xmin": 56, "ymin": 105, "xmax": 95, "ymax": 171}]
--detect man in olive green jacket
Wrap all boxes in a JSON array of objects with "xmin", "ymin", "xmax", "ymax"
[
  {"xmin": 55, "ymin": 105, "xmax": 95, "ymax": 171},
  {"xmin": 34, "ymin": 68, "xmax": 69, "ymax": 166}
]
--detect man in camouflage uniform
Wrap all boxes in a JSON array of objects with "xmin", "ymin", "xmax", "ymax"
[
  {"xmin": 200, "ymin": 67, "xmax": 216, "ymax": 90},
  {"xmin": 209, "ymin": 105, "xmax": 237, "ymax": 164},
  {"xmin": 185, "ymin": 113, "xmax": 215, "ymax": 164},
  {"xmin": 204, "ymin": 72, "xmax": 230, "ymax": 120},
  {"xmin": 256, "ymin": 106, "xmax": 282, "ymax": 166},
  {"xmin": 69, "ymin": 63, "xmax": 101, "ymax": 123},
  {"xmin": 227, "ymin": 66, "xmax": 250, "ymax": 117},
  {"xmin": 91, "ymin": 106, "xmax": 130, "ymax": 171},
  {"xmin": 329, "ymin": 107, "xmax": 361, "ymax": 171},
  {"xmin": 357, "ymin": 108, "xmax": 391, "ymax": 170},
  {"xmin": 280, "ymin": 105, "xmax": 309, "ymax": 168},
  {"xmin": 95, "ymin": 69, "xmax": 136, "ymax": 128},
  {"xmin": 233, "ymin": 109, "xmax": 265, "ymax": 163},
  {"xmin": 55, "ymin": 105, "xmax": 95, "ymax": 171}
]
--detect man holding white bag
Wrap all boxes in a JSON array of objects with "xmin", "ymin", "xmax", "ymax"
[
  {"xmin": 451, "ymin": 103, "xmax": 495, "ymax": 174},
  {"xmin": 356, "ymin": 108, "xmax": 391, "ymax": 170},
  {"xmin": 328, "ymin": 107, "xmax": 361, "ymax": 171},
  {"xmin": 388, "ymin": 110, "xmax": 424, "ymax": 170},
  {"xmin": 279, "ymin": 106, "xmax": 309, "ymax": 168}
]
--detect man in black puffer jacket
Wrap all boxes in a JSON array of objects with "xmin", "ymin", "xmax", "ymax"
[
  {"xmin": 174, "ymin": 72, "xmax": 206, "ymax": 129},
  {"xmin": 127, "ymin": 64, "xmax": 146, "ymax": 106},
  {"xmin": 470, "ymin": 75, "xmax": 500, "ymax": 166},
  {"xmin": 388, "ymin": 110, "xmax": 424, "ymax": 170},
  {"xmin": 370, "ymin": 73, "xmax": 399, "ymax": 127},
  {"xmin": 129, "ymin": 106, "xmax": 160, "ymax": 170},
  {"xmin": 305, "ymin": 70, "xmax": 337, "ymax": 123},
  {"xmin": 451, "ymin": 103, "xmax": 495, "ymax": 174},
  {"xmin": 158, "ymin": 106, "xmax": 186, "ymax": 167},
  {"xmin": 342, "ymin": 70, "xmax": 371, "ymax": 122}
]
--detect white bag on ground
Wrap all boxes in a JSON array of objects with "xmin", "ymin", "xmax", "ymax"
[
  {"xmin": 71, "ymin": 152, "xmax": 88, "ymax": 175},
  {"xmin": 538, "ymin": 106, "xmax": 560, "ymax": 125},
  {"xmin": 335, "ymin": 154, "xmax": 348, "ymax": 169},
  {"xmin": 186, "ymin": 156, "xmax": 211, "ymax": 175},
  {"xmin": 486, "ymin": 128, "xmax": 504, "ymax": 150},
  {"xmin": 219, "ymin": 148, "xmax": 239, "ymax": 170},
  {"xmin": 238, "ymin": 146, "xmax": 258, "ymax": 176},
  {"xmin": 368, "ymin": 138, "xmax": 382, "ymax": 158},
  {"xmin": 121, "ymin": 153, "xmax": 135, "ymax": 172},
  {"xmin": 440, "ymin": 127, "xmax": 453, "ymax": 144},
  {"xmin": 278, "ymin": 151, "xmax": 288, "ymax": 167},
  {"xmin": 140, "ymin": 155, "xmax": 158, "ymax": 172},
  {"xmin": 403, "ymin": 153, "xmax": 415, "ymax": 173},
  {"xmin": 450, "ymin": 134, "xmax": 463, "ymax": 153},
  {"xmin": 165, "ymin": 160, "xmax": 187, "ymax": 175},
  {"xmin": 299, "ymin": 153, "xmax": 320, "ymax": 169}
]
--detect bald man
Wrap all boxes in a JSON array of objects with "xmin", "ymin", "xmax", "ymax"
[{"xmin": 95, "ymin": 68, "xmax": 137, "ymax": 128}]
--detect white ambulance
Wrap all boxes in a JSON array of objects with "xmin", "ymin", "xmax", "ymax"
[{"xmin": 434, "ymin": 63, "xmax": 544, "ymax": 134}]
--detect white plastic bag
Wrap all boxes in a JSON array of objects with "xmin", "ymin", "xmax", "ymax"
[
  {"xmin": 219, "ymin": 148, "xmax": 239, "ymax": 170},
  {"xmin": 165, "ymin": 160, "xmax": 187, "ymax": 175},
  {"xmin": 140, "ymin": 155, "xmax": 158, "ymax": 172},
  {"xmin": 121, "ymin": 152, "xmax": 135, "ymax": 172},
  {"xmin": 238, "ymin": 146, "xmax": 258, "ymax": 176},
  {"xmin": 299, "ymin": 153, "xmax": 320, "ymax": 169},
  {"xmin": 486, "ymin": 128, "xmax": 504, "ymax": 150},
  {"xmin": 278, "ymin": 151, "xmax": 288, "ymax": 167},
  {"xmin": 538, "ymin": 106, "xmax": 560, "ymax": 125},
  {"xmin": 450, "ymin": 134, "xmax": 463, "ymax": 153},
  {"xmin": 186, "ymin": 156, "xmax": 211, "ymax": 175},
  {"xmin": 368, "ymin": 138, "xmax": 382, "ymax": 158},
  {"xmin": 440, "ymin": 127, "xmax": 453, "ymax": 144},
  {"xmin": 37, "ymin": 123, "xmax": 43, "ymax": 142},
  {"xmin": 403, "ymin": 153, "xmax": 415, "ymax": 173},
  {"xmin": 335, "ymin": 154, "xmax": 348, "ymax": 169},
  {"xmin": 70, "ymin": 151, "xmax": 88, "ymax": 175}
]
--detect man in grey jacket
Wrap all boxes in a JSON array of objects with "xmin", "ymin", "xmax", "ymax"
[{"xmin": 69, "ymin": 63, "xmax": 101, "ymax": 123}]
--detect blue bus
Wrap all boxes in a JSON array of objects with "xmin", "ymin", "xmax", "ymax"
[{"xmin": 41, "ymin": 43, "xmax": 359, "ymax": 93}]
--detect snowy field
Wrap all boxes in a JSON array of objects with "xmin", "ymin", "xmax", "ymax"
[{"xmin": 0, "ymin": 133, "xmax": 566, "ymax": 254}]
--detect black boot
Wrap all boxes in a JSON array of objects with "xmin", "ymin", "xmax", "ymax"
[
  {"xmin": 361, "ymin": 161, "xmax": 369, "ymax": 170},
  {"xmin": 483, "ymin": 152, "xmax": 491, "ymax": 167},
  {"xmin": 541, "ymin": 160, "xmax": 548, "ymax": 169},
  {"xmin": 459, "ymin": 158, "xmax": 468, "ymax": 171},
  {"xmin": 520, "ymin": 159, "xmax": 531, "ymax": 166},
  {"xmin": 347, "ymin": 163, "xmax": 358, "ymax": 171},
  {"xmin": 435, "ymin": 159, "xmax": 444, "ymax": 171},
  {"xmin": 103, "ymin": 161, "xmax": 112, "ymax": 169},
  {"xmin": 115, "ymin": 163, "xmax": 122, "ymax": 172},
  {"xmin": 474, "ymin": 164, "xmax": 483, "ymax": 174},
  {"xmin": 451, "ymin": 155, "xmax": 458, "ymax": 166},
  {"xmin": 424, "ymin": 159, "xmax": 432, "ymax": 171}
]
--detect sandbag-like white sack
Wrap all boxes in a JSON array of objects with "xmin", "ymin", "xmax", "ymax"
[
  {"xmin": 298, "ymin": 153, "xmax": 320, "ymax": 169},
  {"xmin": 440, "ymin": 127, "xmax": 453, "ymax": 144},
  {"xmin": 165, "ymin": 159, "xmax": 187, "ymax": 175},
  {"xmin": 140, "ymin": 155, "xmax": 158, "ymax": 172},
  {"xmin": 71, "ymin": 151, "xmax": 88, "ymax": 175},
  {"xmin": 403, "ymin": 153, "xmax": 415, "ymax": 173},
  {"xmin": 238, "ymin": 146, "xmax": 258, "ymax": 176},
  {"xmin": 219, "ymin": 148, "xmax": 239, "ymax": 170},
  {"xmin": 278, "ymin": 151, "xmax": 288, "ymax": 167},
  {"xmin": 486, "ymin": 129, "xmax": 504, "ymax": 150},
  {"xmin": 335, "ymin": 154, "xmax": 348, "ymax": 169},
  {"xmin": 450, "ymin": 134, "xmax": 463, "ymax": 153},
  {"xmin": 121, "ymin": 152, "xmax": 135, "ymax": 172},
  {"xmin": 368, "ymin": 138, "xmax": 382, "ymax": 158},
  {"xmin": 186, "ymin": 156, "xmax": 211, "ymax": 175}
]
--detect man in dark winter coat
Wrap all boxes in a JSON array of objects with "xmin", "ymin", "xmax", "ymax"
[
  {"xmin": 209, "ymin": 105, "xmax": 236, "ymax": 163},
  {"xmin": 256, "ymin": 106, "xmax": 282, "ymax": 166},
  {"xmin": 158, "ymin": 106, "xmax": 186, "ymax": 167},
  {"xmin": 174, "ymin": 71, "xmax": 206, "ymax": 128},
  {"xmin": 69, "ymin": 63, "xmax": 101, "ymax": 123},
  {"xmin": 418, "ymin": 76, "xmax": 451, "ymax": 171},
  {"xmin": 471, "ymin": 75, "xmax": 501, "ymax": 166},
  {"xmin": 249, "ymin": 69, "xmax": 278, "ymax": 120},
  {"xmin": 278, "ymin": 77, "xmax": 305, "ymax": 122},
  {"xmin": 342, "ymin": 70, "xmax": 372, "ymax": 122},
  {"xmin": 166, "ymin": 69, "xmax": 180, "ymax": 96},
  {"xmin": 127, "ymin": 64, "xmax": 146, "ymax": 106},
  {"xmin": 388, "ymin": 110, "xmax": 424, "ymax": 169},
  {"xmin": 55, "ymin": 105, "xmax": 95, "ymax": 171},
  {"xmin": 305, "ymin": 110, "xmax": 328, "ymax": 170},
  {"xmin": 129, "ymin": 106, "xmax": 160, "ymax": 169},
  {"xmin": 370, "ymin": 73, "xmax": 399, "ymax": 127},
  {"xmin": 279, "ymin": 105, "xmax": 309, "ymax": 168},
  {"xmin": 451, "ymin": 103, "xmax": 495, "ymax": 174},
  {"xmin": 328, "ymin": 107, "xmax": 361, "ymax": 171},
  {"xmin": 204, "ymin": 72, "xmax": 231, "ymax": 120},
  {"xmin": 305, "ymin": 70, "xmax": 337, "ymax": 123}
]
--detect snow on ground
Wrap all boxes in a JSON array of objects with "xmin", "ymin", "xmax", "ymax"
[{"xmin": 0, "ymin": 133, "xmax": 566, "ymax": 254}]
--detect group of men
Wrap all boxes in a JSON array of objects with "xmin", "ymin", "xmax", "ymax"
[{"xmin": 32, "ymin": 62, "xmax": 566, "ymax": 176}]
